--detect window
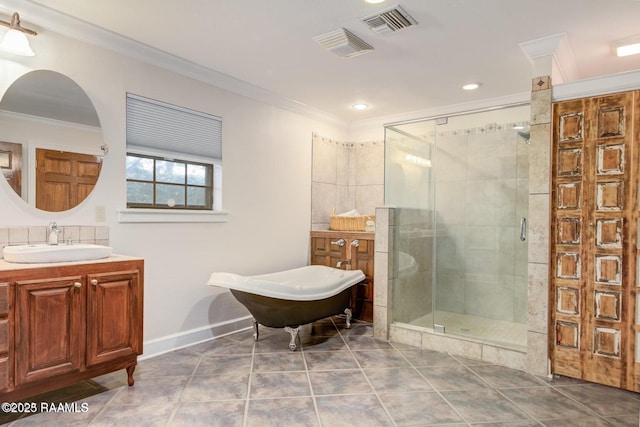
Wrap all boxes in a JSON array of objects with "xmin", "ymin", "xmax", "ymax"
[
  {"xmin": 126, "ymin": 154, "xmax": 213, "ymax": 209},
  {"xmin": 123, "ymin": 93, "xmax": 224, "ymax": 220}
]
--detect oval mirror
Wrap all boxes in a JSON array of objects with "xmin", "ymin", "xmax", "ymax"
[{"xmin": 0, "ymin": 70, "xmax": 103, "ymax": 212}]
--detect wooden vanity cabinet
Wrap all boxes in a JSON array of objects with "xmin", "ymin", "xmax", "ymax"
[
  {"xmin": 310, "ymin": 231, "xmax": 374, "ymax": 322},
  {"xmin": 0, "ymin": 283, "xmax": 12, "ymax": 392},
  {"xmin": 0, "ymin": 258, "xmax": 143, "ymax": 401}
]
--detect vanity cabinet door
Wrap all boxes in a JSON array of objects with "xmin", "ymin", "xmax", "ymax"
[
  {"xmin": 15, "ymin": 276, "xmax": 85, "ymax": 385},
  {"xmin": 86, "ymin": 270, "xmax": 142, "ymax": 367}
]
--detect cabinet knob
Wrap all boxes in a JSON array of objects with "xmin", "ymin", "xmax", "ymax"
[
  {"xmin": 351, "ymin": 239, "xmax": 360, "ymax": 247},
  {"xmin": 331, "ymin": 239, "xmax": 345, "ymax": 247},
  {"xmin": 91, "ymin": 279, "xmax": 98, "ymax": 286},
  {"xmin": 74, "ymin": 282, "xmax": 82, "ymax": 288}
]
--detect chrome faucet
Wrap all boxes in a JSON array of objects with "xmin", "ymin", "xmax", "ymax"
[
  {"xmin": 48, "ymin": 222, "xmax": 61, "ymax": 245},
  {"xmin": 336, "ymin": 259, "xmax": 351, "ymax": 268}
]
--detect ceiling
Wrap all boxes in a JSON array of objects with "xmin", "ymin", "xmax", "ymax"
[{"xmin": 5, "ymin": 0, "xmax": 640, "ymax": 123}]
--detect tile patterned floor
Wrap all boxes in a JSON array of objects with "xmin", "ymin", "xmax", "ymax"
[{"xmin": 2, "ymin": 316, "xmax": 640, "ymax": 426}]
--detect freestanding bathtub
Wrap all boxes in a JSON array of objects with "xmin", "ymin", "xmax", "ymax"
[{"xmin": 207, "ymin": 265, "xmax": 366, "ymax": 351}]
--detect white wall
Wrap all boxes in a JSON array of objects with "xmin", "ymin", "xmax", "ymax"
[{"xmin": 0, "ymin": 31, "xmax": 347, "ymax": 355}]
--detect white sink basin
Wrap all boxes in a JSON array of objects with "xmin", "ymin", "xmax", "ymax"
[{"xmin": 2, "ymin": 244, "xmax": 113, "ymax": 263}]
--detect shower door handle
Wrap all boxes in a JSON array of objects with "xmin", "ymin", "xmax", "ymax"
[{"xmin": 520, "ymin": 217, "xmax": 527, "ymax": 241}]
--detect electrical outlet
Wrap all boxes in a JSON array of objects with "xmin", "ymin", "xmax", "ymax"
[{"xmin": 95, "ymin": 206, "xmax": 106, "ymax": 222}]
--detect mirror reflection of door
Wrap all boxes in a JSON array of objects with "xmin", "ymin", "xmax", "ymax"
[
  {"xmin": 36, "ymin": 148, "xmax": 102, "ymax": 212},
  {"xmin": 0, "ymin": 141, "xmax": 22, "ymax": 197}
]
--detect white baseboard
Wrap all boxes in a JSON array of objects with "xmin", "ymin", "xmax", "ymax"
[{"xmin": 140, "ymin": 315, "xmax": 254, "ymax": 359}]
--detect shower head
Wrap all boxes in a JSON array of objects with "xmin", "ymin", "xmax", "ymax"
[{"xmin": 517, "ymin": 130, "xmax": 530, "ymax": 144}]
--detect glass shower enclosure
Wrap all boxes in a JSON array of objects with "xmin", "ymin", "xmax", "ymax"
[{"xmin": 385, "ymin": 104, "xmax": 530, "ymax": 349}]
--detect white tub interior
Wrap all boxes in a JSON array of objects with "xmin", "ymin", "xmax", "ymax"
[{"xmin": 207, "ymin": 265, "xmax": 365, "ymax": 301}]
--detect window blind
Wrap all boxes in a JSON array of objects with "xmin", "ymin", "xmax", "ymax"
[{"xmin": 126, "ymin": 93, "xmax": 222, "ymax": 160}]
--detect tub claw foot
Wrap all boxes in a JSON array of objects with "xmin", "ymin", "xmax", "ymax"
[
  {"xmin": 344, "ymin": 308, "xmax": 352, "ymax": 329},
  {"xmin": 253, "ymin": 320, "xmax": 259, "ymax": 341},
  {"xmin": 284, "ymin": 326, "xmax": 300, "ymax": 351}
]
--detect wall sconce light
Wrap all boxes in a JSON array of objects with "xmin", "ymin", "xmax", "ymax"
[{"xmin": 0, "ymin": 12, "xmax": 37, "ymax": 56}]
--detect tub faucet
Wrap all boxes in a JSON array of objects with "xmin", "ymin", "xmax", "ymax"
[
  {"xmin": 48, "ymin": 222, "xmax": 61, "ymax": 245},
  {"xmin": 336, "ymin": 259, "xmax": 351, "ymax": 268}
]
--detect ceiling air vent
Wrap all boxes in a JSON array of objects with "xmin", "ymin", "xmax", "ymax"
[
  {"xmin": 361, "ymin": 5, "xmax": 417, "ymax": 35},
  {"xmin": 313, "ymin": 28, "xmax": 373, "ymax": 58}
]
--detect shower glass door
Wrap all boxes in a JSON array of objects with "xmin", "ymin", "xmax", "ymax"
[{"xmin": 386, "ymin": 104, "xmax": 530, "ymax": 349}]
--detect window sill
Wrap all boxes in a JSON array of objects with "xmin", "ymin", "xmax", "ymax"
[{"xmin": 117, "ymin": 209, "xmax": 229, "ymax": 223}]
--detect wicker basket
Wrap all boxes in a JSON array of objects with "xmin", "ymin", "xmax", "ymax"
[{"xmin": 329, "ymin": 208, "xmax": 375, "ymax": 232}]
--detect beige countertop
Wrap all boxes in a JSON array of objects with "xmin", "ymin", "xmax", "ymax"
[{"xmin": 0, "ymin": 254, "xmax": 143, "ymax": 272}]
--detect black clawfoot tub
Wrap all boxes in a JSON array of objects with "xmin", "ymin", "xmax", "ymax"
[{"xmin": 207, "ymin": 265, "xmax": 366, "ymax": 351}]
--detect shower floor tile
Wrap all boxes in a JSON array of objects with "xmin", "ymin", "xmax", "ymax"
[{"xmin": 4, "ymin": 316, "xmax": 639, "ymax": 426}]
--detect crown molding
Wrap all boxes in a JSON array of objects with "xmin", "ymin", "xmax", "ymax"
[
  {"xmin": 519, "ymin": 33, "xmax": 579, "ymax": 83},
  {"xmin": 0, "ymin": 0, "xmax": 348, "ymax": 128},
  {"xmin": 552, "ymin": 69, "xmax": 640, "ymax": 101},
  {"xmin": 349, "ymin": 91, "xmax": 531, "ymax": 131}
]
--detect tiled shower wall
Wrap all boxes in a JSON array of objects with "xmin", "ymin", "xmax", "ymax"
[
  {"xmin": 311, "ymin": 133, "xmax": 384, "ymax": 230},
  {"xmin": 0, "ymin": 225, "xmax": 110, "ymax": 258}
]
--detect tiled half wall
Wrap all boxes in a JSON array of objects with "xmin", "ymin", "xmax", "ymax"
[{"xmin": 0, "ymin": 225, "xmax": 110, "ymax": 258}]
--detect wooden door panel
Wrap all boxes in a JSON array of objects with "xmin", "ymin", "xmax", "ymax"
[
  {"xmin": 558, "ymin": 111, "xmax": 584, "ymax": 142},
  {"xmin": 557, "ymin": 286, "xmax": 580, "ymax": 314},
  {"xmin": 597, "ymin": 106, "xmax": 625, "ymax": 138},
  {"xmin": 557, "ymin": 218, "xmax": 582, "ymax": 244},
  {"xmin": 557, "ymin": 148, "xmax": 583, "ymax": 176},
  {"xmin": 595, "ymin": 291, "xmax": 621, "ymax": 320},
  {"xmin": 597, "ymin": 144, "xmax": 625, "ymax": 175},
  {"xmin": 551, "ymin": 90, "xmax": 640, "ymax": 391},
  {"xmin": 36, "ymin": 148, "xmax": 102, "ymax": 212},
  {"xmin": 596, "ymin": 219, "xmax": 622, "ymax": 248}
]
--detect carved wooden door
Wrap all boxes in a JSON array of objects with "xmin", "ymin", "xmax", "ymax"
[{"xmin": 551, "ymin": 90, "xmax": 640, "ymax": 391}]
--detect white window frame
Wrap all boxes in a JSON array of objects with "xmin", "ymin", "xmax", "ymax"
[{"xmin": 118, "ymin": 93, "xmax": 227, "ymax": 223}]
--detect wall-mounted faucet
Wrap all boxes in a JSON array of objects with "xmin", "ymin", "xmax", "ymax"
[
  {"xmin": 48, "ymin": 222, "xmax": 61, "ymax": 245},
  {"xmin": 336, "ymin": 259, "xmax": 351, "ymax": 268}
]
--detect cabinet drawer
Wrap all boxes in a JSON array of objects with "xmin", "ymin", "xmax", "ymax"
[
  {"xmin": 0, "ymin": 283, "xmax": 8, "ymax": 316},
  {"xmin": 0, "ymin": 356, "xmax": 8, "ymax": 391},
  {"xmin": 0, "ymin": 319, "xmax": 7, "ymax": 354}
]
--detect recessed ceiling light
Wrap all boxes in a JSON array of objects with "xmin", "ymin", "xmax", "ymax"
[
  {"xmin": 365, "ymin": 0, "xmax": 386, "ymax": 3},
  {"xmin": 352, "ymin": 103, "xmax": 369, "ymax": 111},
  {"xmin": 462, "ymin": 83, "xmax": 480, "ymax": 91},
  {"xmin": 613, "ymin": 34, "xmax": 640, "ymax": 57}
]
